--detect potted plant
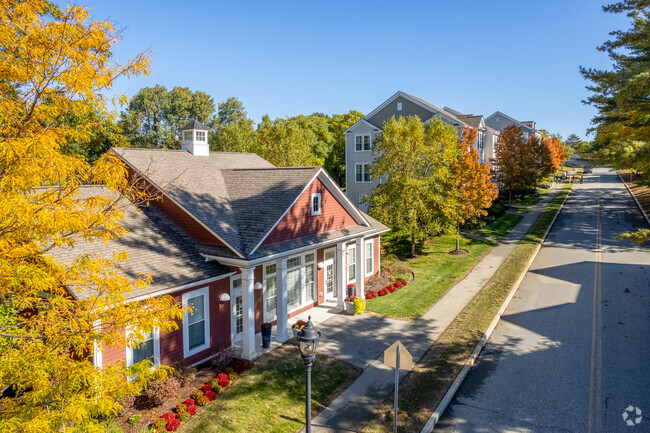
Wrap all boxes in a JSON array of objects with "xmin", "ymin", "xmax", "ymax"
[
  {"xmin": 344, "ymin": 296, "xmax": 356, "ymax": 315},
  {"xmin": 291, "ymin": 319, "xmax": 307, "ymax": 338},
  {"xmin": 261, "ymin": 322, "xmax": 273, "ymax": 348}
]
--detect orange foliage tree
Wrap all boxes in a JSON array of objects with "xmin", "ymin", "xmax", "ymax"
[
  {"xmin": 492, "ymin": 125, "xmax": 538, "ymax": 204},
  {"xmin": 452, "ymin": 128, "xmax": 498, "ymax": 249}
]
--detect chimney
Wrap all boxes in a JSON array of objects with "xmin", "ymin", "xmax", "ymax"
[{"xmin": 180, "ymin": 120, "xmax": 209, "ymax": 156}]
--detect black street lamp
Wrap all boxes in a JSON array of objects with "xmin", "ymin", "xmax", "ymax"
[{"xmin": 297, "ymin": 316, "xmax": 321, "ymax": 433}]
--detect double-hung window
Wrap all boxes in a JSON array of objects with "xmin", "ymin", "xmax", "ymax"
[
  {"xmin": 347, "ymin": 245, "xmax": 356, "ymax": 283},
  {"xmin": 126, "ymin": 328, "xmax": 160, "ymax": 369},
  {"xmin": 311, "ymin": 193, "xmax": 321, "ymax": 216},
  {"xmin": 196, "ymin": 131, "xmax": 206, "ymax": 141},
  {"xmin": 182, "ymin": 287, "xmax": 210, "ymax": 358},
  {"xmin": 365, "ymin": 240, "xmax": 374, "ymax": 276},
  {"xmin": 355, "ymin": 134, "xmax": 371, "ymax": 151},
  {"xmin": 264, "ymin": 264, "xmax": 277, "ymax": 321},
  {"xmin": 355, "ymin": 164, "xmax": 372, "ymax": 183},
  {"xmin": 183, "ymin": 131, "xmax": 192, "ymax": 142}
]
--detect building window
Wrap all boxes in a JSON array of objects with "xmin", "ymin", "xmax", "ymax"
[
  {"xmin": 365, "ymin": 240, "xmax": 373, "ymax": 276},
  {"xmin": 196, "ymin": 131, "xmax": 206, "ymax": 141},
  {"xmin": 264, "ymin": 264, "xmax": 277, "ymax": 322},
  {"xmin": 355, "ymin": 164, "xmax": 372, "ymax": 183},
  {"xmin": 397, "ymin": 102, "xmax": 402, "ymax": 111},
  {"xmin": 355, "ymin": 134, "xmax": 371, "ymax": 151},
  {"xmin": 183, "ymin": 131, "xmax": 192, "ymax": 142},
  {"xmin": 182, "ymin": 287, "xmax": 210, "ymax": 358},
  {"xmin": 311, "ymin": 193, "xmax": 321, "ymax": 216},
  {"xmin": 286, "ymin": 252, "xmax": 317, "ymax": 312},
  {"xmin": 347, "ymin": 245, "xmax": 356, "ymax": 283},
  {"xmin": 126, "ymin": 328, "xmax": 160, "ymax": 369}
]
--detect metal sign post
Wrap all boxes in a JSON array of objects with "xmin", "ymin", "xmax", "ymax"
[{"xmin": 383, "ymin": 341, "xmax": 413, "ymax": 433}]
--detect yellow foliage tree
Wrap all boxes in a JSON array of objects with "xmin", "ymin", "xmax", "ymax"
[{"xmin": 0, "ymin": 1, "xmax": 184, "ymax": 430}]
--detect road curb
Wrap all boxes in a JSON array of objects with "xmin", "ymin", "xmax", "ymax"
[
  {"xmin": 420, "ymin": 187, "xmax": 572, "ymax": 433},
  {"xmin": 617, "ymin": 172, "xmax": 650, "ymax": 227}
]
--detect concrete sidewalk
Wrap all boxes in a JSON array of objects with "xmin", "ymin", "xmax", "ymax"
[{"xmin": 303, "ymin": 190, "xmax": 562, "ymax": 433}]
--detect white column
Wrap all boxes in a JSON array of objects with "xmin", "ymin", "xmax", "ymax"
[
  {"xmin": 336, "ymin": 242, "xmax": 346, "ymax": 310},
  {"xmin": 355, "ymin": 237, "xmax": 365, "ymax": 298},
  {"xmin": 275, "ymin": 258, "xmax": 289, "ymax": 342},
  {"xmin": 241, "ymin": 266, "xmax": 257, "ymax": 360}
]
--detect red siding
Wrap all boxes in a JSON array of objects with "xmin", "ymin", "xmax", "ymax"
[
  {"xmin": 261, "ymin": 179, "xmax": 357, "ymax": 247},
  {"xmin": 153, "ymin": 195, "xmax": 225, "ymax": 246}
]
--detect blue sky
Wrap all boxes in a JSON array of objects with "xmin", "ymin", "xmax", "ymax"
[{"xmin": 82, "ymin": 0, "xmax": 630, "ymax": 141}]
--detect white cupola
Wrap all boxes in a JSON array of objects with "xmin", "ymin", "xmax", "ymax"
[{"xmin": 181, "ymin": 120, "xmax": 209, "ymax": 156}]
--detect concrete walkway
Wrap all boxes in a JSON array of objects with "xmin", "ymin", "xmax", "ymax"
[{"xmin": 301, "ymin": 189, "xmax": 563, "ymax": 433}]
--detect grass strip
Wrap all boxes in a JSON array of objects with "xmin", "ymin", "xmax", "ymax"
[
  {"xmin": 360, "ymin": 185, "xmax": 572, "ymax": 433},
  {"xmin": 179, "ymin": 345, "xmax": 361, "ymax": 433},
  {"xmin": 365, "ymin": 235, "xmax": 493, "ymax": 320},
  {"xmin": 474, "ymin": 213, "xmax": 524, "ymax": 238}
]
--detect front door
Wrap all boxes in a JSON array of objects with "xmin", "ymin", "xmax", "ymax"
[
  {"xmin": 324, "ymin": 248, "xmax": 336, "ymax": 300},
  {"xmin": 231, "ymin": 276, "xmax": 243, "ymax": 343}
]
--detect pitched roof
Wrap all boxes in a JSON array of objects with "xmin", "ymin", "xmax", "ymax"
[
  {"xmin": 53, "ymin": 186, "xmax": 232, "ymax": 300},
  {"xmin": 113, "ymin": 148, "xmax": 375, "ymax": 258},
  {"xmin": 456, "ymin": 114, "xmax": 484, "ymax": 130},
  {"xmin": 181, "ymin": 119, "xmax": 209, "ymax": 131},
  {"xmin": 400, "ymin": 92, "xmax": 467, "ymax": 126}
]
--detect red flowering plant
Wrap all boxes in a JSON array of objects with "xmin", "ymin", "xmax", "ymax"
[
  {"xmin": 183, "ymin": 398, "xmax": 194, "ymax": 406},
  {"xmin": 204, "ymin": 390, "xmax": 217, "ymax": 401},
  {"xmin": 292, "ymin": 319, "xmax": 307, "ymax": 330},
  {"xmin": 201, "ymin": 384, "xmax": 212, "ymax": 393},
  {"xmin": 217, "ymin": 372, "xmax": 230, "ymax": 388},
  {"xmin": 378, "ymin": 290, "xmax": 386, "ymax": 296},
  {"xmin": 344, "ymin": 296, "xmax": 357, "ymax": 302},
  {"xmin": 233, "ymin": 360, "xmax": 246, "ymax": 375},
  {"xmin": 394, "ymin": 281, "xmax": 402, "ymax": 288},
  {"xmin": 186, "ymin": 405, "xmax": 197, "ymax": 415},
  {"xmin": 161, "ymin": 413, "xmax": 175, "ymax": 423},
  {"xmin": 165, "ymin": 418, "xmax": 181, "ymax": 432},
  {"xmin": 365, "ymin": 292, "xmax": 373, "ymax": 300}
]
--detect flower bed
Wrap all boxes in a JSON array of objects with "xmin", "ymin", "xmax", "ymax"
[
  {"xmin": 147, "ymin": 360, "xmax": 252, "ymax": 432},
  {"xmin": 365, "ymin": 280, "xmax": 407, "ymax": 300}
]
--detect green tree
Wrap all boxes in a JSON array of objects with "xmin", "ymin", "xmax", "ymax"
[
  {"xmin": 326, "ymin": 110, "xmax": 365, "ymax": 186},
  {"xmin": 211, "ymin": 97, "xmax": 257, "ymax": 153},
  {"xmin": 0, "ymin": 1, "xmax": 184, "ymax": 429},
  {"xmin": 256, "ymin": 115, "xmax": 323, "ymax": 167},
  {"xmin": 581, "ymin": 0, "xmax": 650, "ymax": 174},
  {"xmin": 367, "ymin": 116, "xmax": 459, "ymax": 257}
]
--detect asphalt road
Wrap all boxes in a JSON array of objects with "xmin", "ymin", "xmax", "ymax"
[{"xmin": 435, "ymin": 168, "xmax": 650, "ymax": 433}]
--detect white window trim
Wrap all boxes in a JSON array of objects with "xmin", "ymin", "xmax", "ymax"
[
  {"xmin": 126, "ymin": 328, "xmax": 160, "ymax": 368},
  {"xmin": 182, "ymin": 286, "xmax": 211, "ymax": 359},
  {"xmin": 355, "ymin": 163, "xmax": 372, "ymax": 183},
  {"xmin": 365, "ymin": 239, "xmax": 374, "ymax": 277},
  {"xmin": 347, "ymin": 244, "xmax": 356, "ymax": 284},
  {"xmin": 311, "ymin": 193, "xmax": 321, "ymax": 216},
  {"xmin": 196, "ymin": 130, "xmax": 207, "ymax": 142},
  {"xmin": 397, "ymin": 102, "xmax": 402, "ymax": 111},
  {"xmin": 263, "ymin": 264, "xmax": 278, "ymax": 323},
  {"xmin": 286, "ymin": 251, "xmax": 317, "ymax": 314},
  {"xmin": 354, "ymin": 134, "xmax": 371, "ymax": 152}
]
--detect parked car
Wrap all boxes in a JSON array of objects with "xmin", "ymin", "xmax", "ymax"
[{"xmin": 584, "ymin": 167, "xmax": 593, "ymax": 174}]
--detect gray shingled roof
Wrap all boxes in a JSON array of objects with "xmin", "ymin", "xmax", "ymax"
[
  {"xmin": 114, "ymin": 148, "xmax": 361, "ymax": 258},
  {"xmin": 456, "ymin": 115, "xmax": 484, "ymax": 130},
  {"xmin": 401, "ymin": 92, "xmax": 468, "ymax": 126},
  {"xmin": 181, "ymin": 119, "xmax": 209, "ymax": 131},
  {"xmin": 52, "ymin": 186, "xmax": 232, "ymax": 300}
]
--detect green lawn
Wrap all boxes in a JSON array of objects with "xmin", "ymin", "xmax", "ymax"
[
  {"xmin": 366, "ymin": 234, "xmax": 493, "ymax": 320},
  {"xmin": 474, "ymin": 213, "xmax": 524, "ymax": 238},
  {"xmin": 179, "ymin": 346, "xmax": 360, "ymax": 433}
]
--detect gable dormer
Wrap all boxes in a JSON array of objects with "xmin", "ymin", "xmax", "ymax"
[{"xmin": 181, "ymin": 120, "xmax": 209, "ymax": 156}]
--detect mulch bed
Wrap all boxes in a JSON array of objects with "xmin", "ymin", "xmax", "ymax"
[{"xmin": 621, "ymin": 171, "xmax": 650, "ymax": 216}]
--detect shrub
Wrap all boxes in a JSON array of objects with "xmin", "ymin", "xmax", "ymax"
[
  {"xmin": 201, "ymin": 384, "xmax": 212, "ymax": 393},
  {"xmin": 195, "ymin": 395, "xmax": 209, "ymax": 406},
  {"xmin": 204, "ymin": 390, "xmax": 217, "ymax": 401},
  {"xmin": 152, "ymin": 418, "xmax": 167, "ymax": 430},
  {"xmin": 117, "ymin": 394, "xmax": 136, "ymax": 414},
  {"xmin": 165, "ymin": 419, "xmax": 181, "ymax": 432},
  {"xmin": 208, "ymin": 378, "xmax": 220, "ymax": 389},
  {"xmin": 170, "ymin": 361, "xmax": 197, "ymax": 387},
  {"xmin": 186, "ymin": 405, "xmax": 197, "ymax": 415},
  {"xmin": 142, "ymin": 376, "xmax": 181, "ymax": 406},
  {"xmin": 191, "ymin": 389, "xmax": 204, "ymax": 400},
  {"xmin": 233, "ymin": 360, "xmax": 246, "ymax": 375},
  {"xmin": 217, "ymin": 372, "xmax": 230, "ymax": 388},
  {"xmin": 127, "ymin": 414, "xmax": 142, "ymax": 424},
  {"xmin": 177, "ymin": 411, "xmax": 190, "ymax": 421},
  {"xmin": 210, "ymin": 347, "xmax": 236, "ymax": 371},
  {"xmin": 228, "ymin": 372, "xmax": 238, "ymax": 381},
  {"xmin": 183, "ymin": 398, "xmax": 194, "ymax": 406},
  {"xmin": 174, "ymin": 403, "xmax": 186, "ymax": 414}
]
